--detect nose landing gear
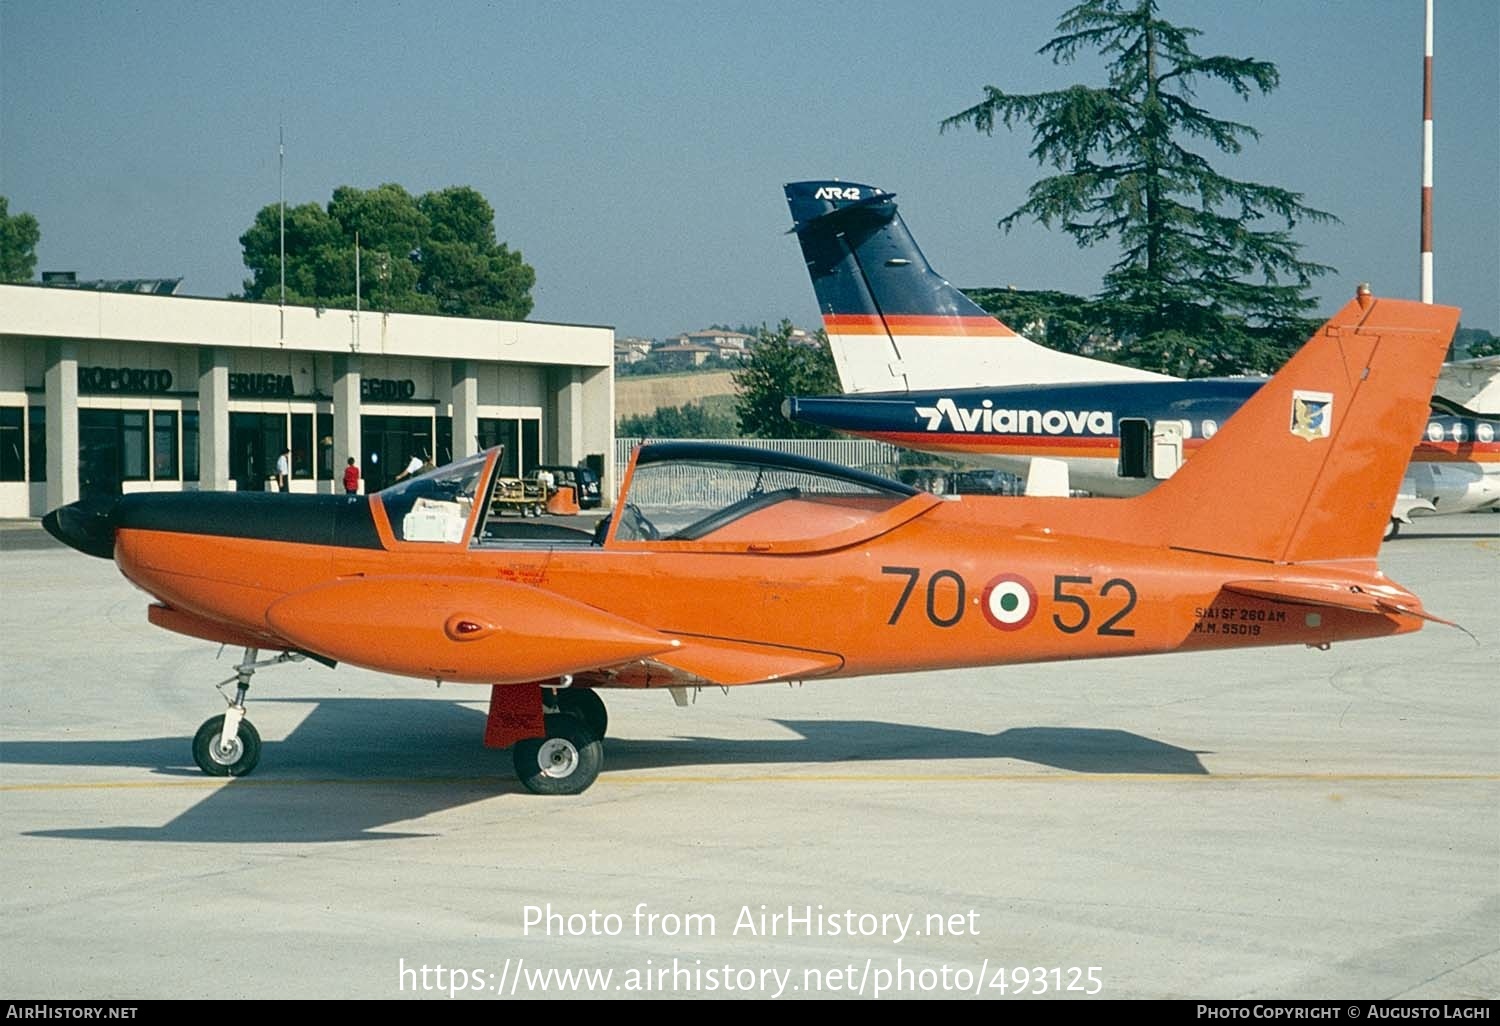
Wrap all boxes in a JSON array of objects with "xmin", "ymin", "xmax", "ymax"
[{"xmin": 191, "ymin": 648, "xmax": 303, "ymax": 777}]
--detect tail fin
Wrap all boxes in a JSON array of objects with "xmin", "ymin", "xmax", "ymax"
[
  {"xmin": 784, "ymin": 180, "xmax": 1169, "ymax": 393},
  {"xmin": 1133, "ymin": 292, "xmax": 1460, "ymax": 564}
]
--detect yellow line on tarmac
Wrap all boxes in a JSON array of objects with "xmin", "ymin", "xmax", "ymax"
[
  {"xmin": 613, "ymin": 771, "xmax": 1500, "ymax": 784},
  {"xmin": 1, "ymin": 771, "xmax": 1497, "ymax": 793}
]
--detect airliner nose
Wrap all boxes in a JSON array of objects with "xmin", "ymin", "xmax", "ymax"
[{"xmin": 42, "ymin": 500, "xmax": 119, "ymax": 560}]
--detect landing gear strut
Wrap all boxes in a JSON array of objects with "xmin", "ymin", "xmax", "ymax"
[
  {"xmin": 191, "ymin": 647, "xmax": 301, "ymax": 777},
  {"xmin": 488, "ymin": 682, "xmax": 609, "ymax": 795}
]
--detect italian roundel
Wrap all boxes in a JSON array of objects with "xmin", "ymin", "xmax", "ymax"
[{"xmin": 982, "ymin": 573, "xmax": 1037, "ymax": 630}]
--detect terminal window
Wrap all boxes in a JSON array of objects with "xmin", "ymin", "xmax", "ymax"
[
  {"xmin": 153, "ymin": 411, "xmax": 179, "ymax": 480},
  {"xmin": 0, "ymin": 407, "xmax": 22, "ymax": 481},
  {"xmin": 29, "ymin": 407, "xmax": 45, "ymax": 482}
]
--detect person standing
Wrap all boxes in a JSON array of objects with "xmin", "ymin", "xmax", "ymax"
[
  {"xmin": 342, "ymin": 457, "xmax": 360, "ymax": 495},
  {"xmin": 275, "ymin": 448, "xmax": 291, "ymax": 493},
  {"xmin": 395, "ymin": 451, "xmax": 426, "ymax": 483}
]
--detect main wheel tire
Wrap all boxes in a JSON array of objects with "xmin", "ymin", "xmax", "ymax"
[
  {"xmin": 192, "ymin": 714, "xmax": 262, "ymax": 777},
  {"xmin": 553, "ymin": 688, "xmax": 608, "ymax": 738},
  {"xmin": 1384, "ymin": 518, "xmax": 1401, "ymax": 541},
  {"xmin": 513, "ymin": 714, "xmax": 602, "ymax": 796}
]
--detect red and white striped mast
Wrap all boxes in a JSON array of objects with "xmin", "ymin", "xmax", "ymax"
[{"xmin": 1420, "ymin": 0, "xmax": 1434, "ymax": 303}]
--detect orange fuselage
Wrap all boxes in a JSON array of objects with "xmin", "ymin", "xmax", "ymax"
[{"xmin": 113, "ymin": 489, "xmax": 1421, "ymax": 691}]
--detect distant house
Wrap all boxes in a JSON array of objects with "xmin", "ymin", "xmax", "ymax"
[
  {"xmin": 672, "ymin": 328, "xmax": 755, "ymax": 360},
  {"xmin": 614, "ymin": 337, "xmax": 654, "ymax": 365},
  {"xmin": 651, "ymin": 341, "xmax": 718, "ymax": 369}
]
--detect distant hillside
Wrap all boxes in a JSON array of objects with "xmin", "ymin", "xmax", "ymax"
[{"xmin": 615, "ymin": 370, "xmax": 736, "ymax": 420}]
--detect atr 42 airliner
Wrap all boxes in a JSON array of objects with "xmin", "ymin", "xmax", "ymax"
[{"xmin": 780, "ymin": 180, "xmax": 1500, "ymax": 536}]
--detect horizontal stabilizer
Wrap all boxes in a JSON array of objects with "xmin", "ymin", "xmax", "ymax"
[
  {"xmin": 1222, "ymin": 579, "xmax": 1456, "ymax": 626},
  {"xmin": 1436, "ymin": 355, "xmax": 1500, "ymax": 416}
]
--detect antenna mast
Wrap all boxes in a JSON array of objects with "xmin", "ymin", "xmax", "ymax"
[
  {"xmin": 279, "ymin": 123, "xmax": 286, "ymax": 338},
  {"xmin": 1420, "ymin": 0, "xmax": 1434, "ymax": 303}
]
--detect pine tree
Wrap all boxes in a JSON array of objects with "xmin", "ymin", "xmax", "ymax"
[{"xmin": 943, "ymin": 0, "xmax": 1335, "ymax": 374}]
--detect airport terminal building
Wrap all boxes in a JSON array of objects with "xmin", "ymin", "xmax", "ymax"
[{"xmin": 0, "ymin": 284, "xmax": 615, "ymax": 518}]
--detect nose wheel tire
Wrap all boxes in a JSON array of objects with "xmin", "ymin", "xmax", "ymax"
[
  {"xmin": 513, "ymin": 714, "xmax": 602, "ymax": 796},
  {"xmin": 193, "ymin": 714, "xmax": 263, "ymax": 777},
  {"xmin": 1384, "ymin": 518, "xmax": 1401, "ymax": 541}
]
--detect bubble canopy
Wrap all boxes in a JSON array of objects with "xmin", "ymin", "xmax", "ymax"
[{"xmin": 614, "ymin": 442, "xmax": 923, "ymax": 546}]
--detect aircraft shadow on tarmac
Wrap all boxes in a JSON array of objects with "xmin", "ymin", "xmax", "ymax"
[{"xmin": 8, "ymin": 698, "xmax": 1206, "ymax": 844}]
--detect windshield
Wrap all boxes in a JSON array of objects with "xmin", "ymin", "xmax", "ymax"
[
  {"xmin": 615, "ymin": 444, "xmax": 917, "ymax": 544},
  {"xmin": 378, "ymin": 452, "xmax": 490, "ymax": 543}
]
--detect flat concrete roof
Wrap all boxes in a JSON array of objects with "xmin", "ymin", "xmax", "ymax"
[
  {"xmin": 1, "ymin": 514, "xmax": 1495, "ymax": 998},
  {"xmin": 0, "ymin": 283, "xmax": 614, "ymax": 367}
]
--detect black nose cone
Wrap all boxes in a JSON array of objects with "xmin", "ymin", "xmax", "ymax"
[{"xmin": 42, "ymin": 500, "xmax": 119, "ymax": 560}]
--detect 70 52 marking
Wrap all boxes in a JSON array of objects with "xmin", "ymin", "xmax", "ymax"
[{"xmin": 882, "ymin": 567, "xmax": 1136, "ymax": 636}]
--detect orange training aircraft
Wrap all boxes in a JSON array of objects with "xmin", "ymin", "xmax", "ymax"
[{"xmin": 44, "ymin": 290, "xmax": 1461, "ymax": 795}]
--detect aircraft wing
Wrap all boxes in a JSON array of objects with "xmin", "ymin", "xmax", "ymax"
[
  {"xmin": 264, "ymin": 576, "xmax": 683, "ymax": 684},
  {"xmin": 1221, "ymin": 580, "xmax": 1458, "ymax": 627},
  {"xmin": 654, "ymin": 635, "xmax": 843, "ymax": 685},
  {"xmin": 261, "ymin": 576, "xmax": 847, "ymax": 689}
]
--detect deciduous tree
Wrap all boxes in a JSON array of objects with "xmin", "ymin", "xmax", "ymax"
[
  {"xmin": 732, "ymin": 321, "xmax": 839, "ymax": 438},
  {"xmin": 0, "ymin": 197, "xmax": 41, "ymax": 283},
  {"xmin": 240, "ymin": 184, "xmax": 534, "ymax": 320}
]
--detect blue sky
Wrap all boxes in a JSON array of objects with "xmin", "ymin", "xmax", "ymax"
[{"xmin": 3, "ymin": 0, "xmax": 1496, "ymax": 338}]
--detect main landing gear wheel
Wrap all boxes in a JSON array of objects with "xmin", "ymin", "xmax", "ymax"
[
  {"xmin": 513, "ymin": 714, "xmax": 602, "ymax": 796},
  {"xmin": 193, "ymin": 714, "xmax": 262, "ymax": 777},
  {"xmin": 1384, "ymin": 518, "xmax": 1402, "ymax": 540},
  {"xmin": 552, "ymin": 687, "xmax": 608, "ymax": 738}
]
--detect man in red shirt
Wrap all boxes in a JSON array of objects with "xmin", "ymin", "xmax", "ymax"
[{"xmin": 342, "ymin": 457, "xmax": 360, "ymax": 495}]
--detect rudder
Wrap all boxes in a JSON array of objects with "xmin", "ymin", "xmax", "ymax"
[{"xmin": 1132, "ymin": 293, "xmax": 1460, "ymax": 564}]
